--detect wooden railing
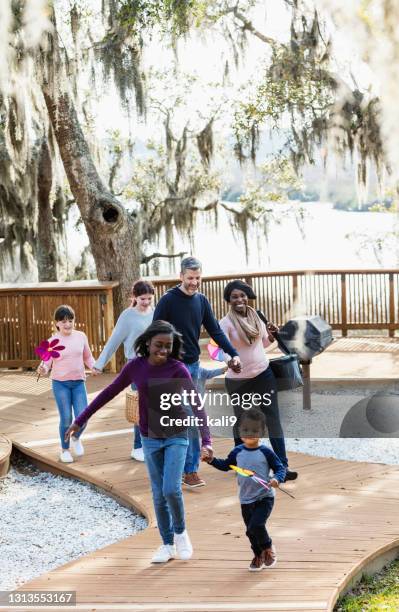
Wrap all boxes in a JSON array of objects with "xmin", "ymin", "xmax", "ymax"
[
  {"xmin": 1, "ymin": 270, "xmax": 398, "ymax": 369},
  {"xmin": 148, "ymin": 269, "xmax": 399, "ymax": 337},
  {"xmin": 0, "ymin": 281, "xmax": 118, "ymax": 369}
]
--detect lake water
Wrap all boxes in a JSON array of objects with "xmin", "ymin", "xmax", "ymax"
[
  {"xmin": 142, "ymin": 201, "xmax": 399, "ymax": 276},
  {"xmin": 63, "ymin": 201, "xmax": 399, "ymax": 278}
]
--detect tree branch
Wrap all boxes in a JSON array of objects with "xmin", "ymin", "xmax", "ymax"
[
  {"xmin": 219, "ymin": 201, "xmax": 240, "ymax": 214},
  {"xmin": 219, "ymin": 5, "xmax": 277, "ymax": 47},
  {"xmin": 109, "ymin": 147, "xmax": 123, "ymax": 193},
  {"xmin": 191, "ymin": 200, "xmax": 219, "ymax": 212},
  {"xmin": 141, "ymin": 250, "xmax": 187, "ymax": 264}
]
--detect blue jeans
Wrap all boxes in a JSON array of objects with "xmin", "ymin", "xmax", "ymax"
[
  {"xmin": 183, "ymin": 361, "xmax": 201, "ymax": 473},
  {"xmin": 52, "ymin": 380, "xmax": 88, "ymax": 450},
  {"xmin": 141, "ymin": 435, "xmax": 188, "ymax": 545},
  {"xmin": 131, "ymin": 384, "xmax": 142, "ymax": 450}
]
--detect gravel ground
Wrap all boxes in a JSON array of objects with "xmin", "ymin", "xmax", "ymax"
[
  {"xmin": 0, "ymin": 457, "xmax": 147, "ymax": 592},
  {"xmin": 285, "ymin": 437, "xmax": 399, "ymax": 464},
  {"xmin": 206, "ymin": 386, "xmax": 399, "ymax": 464}
]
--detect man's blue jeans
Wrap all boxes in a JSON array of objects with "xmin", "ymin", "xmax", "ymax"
[
  {"xmin": 141, "ymin": 435, "xmax": 188, "ymax": 545},
  {"xmin": 131, "ymin": 384, "xmax": 142, "ymax": 450},
  {"xmin": 183, "ymin": 360, "xmax": 201, "ymax": 473},
  {"xmin": 52, "ymin": 380, "xmax": 88, "ymax": 450}
]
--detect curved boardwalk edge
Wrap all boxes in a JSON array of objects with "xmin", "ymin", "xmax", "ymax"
[
  {"xmin": 328, "ymin": 539, "xmax": 399, "ymax": 610},
  {"xmin": 0, "ymin": 433, "xmax": 12, "ymax": 477},
  {"xmin": 12, "ymin": 440, "xmax": 154, "ymax": 523},
  {"xmin": 1, "ymin": 372, "xmax": 399, "ymax": 612}
]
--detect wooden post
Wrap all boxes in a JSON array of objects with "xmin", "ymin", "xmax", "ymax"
[
  {"xmin": 292, "ymin": 274, "xmax": 298, "ymax": 314},
  {"xmin": 341, "ymin": 273, "xmax": 348, "ymax": 337},
  {"xmin": 389, "ymin": 273, "xmax": 395, "ymax": 338},
  {"xmin": 102, "ymin": 287, "xmax": 116, "ymax": 372},
  {"xmin": 19, "ymin": 294, "xmax": 29, "ymax": 362},
  {"xmin": 301, "ymin": 360, "xmax": 311, "ymax": 410}
]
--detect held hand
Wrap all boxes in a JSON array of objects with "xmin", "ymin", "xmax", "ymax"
[
  {"xmin": 269, "ymin": 478, "xmax": 280, "ymax": 488},
  {"xmin": 266, "ymin": 323, "xmax": 279, "ymax": 342},
  {"xmin": 227, "ymin": 356, "xmax": 241, "ymax": 373},
  {"xmin": 64, "ymin": 423, "xmax": 80, "ymax": 443},
  {"xmin": 201, "ymin": 447, "xmax": 213, "ymax": 463},
  {"xmin": 91, "ymin": 368, "xmax": 101, "ymax": 376}
]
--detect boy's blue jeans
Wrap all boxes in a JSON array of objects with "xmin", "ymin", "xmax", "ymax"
[
  {"xmin": 141, "ymin": 435, "xmax": 188, "ymax": 545},
  {"xmin": 131, "ymin": 384, "xmax": 142, "ymax": 450},
  {"xmin": 183, "ymin": 360, "xmax": 201, "ymax": 473},
  {"xmin": 52, "ymin": 380, "xmax": 88, "ymax": 450}
]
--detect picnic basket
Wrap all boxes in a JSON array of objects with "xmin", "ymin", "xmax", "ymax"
[{"xmin": 125, "ymin": 389, "xmax": 139, "ymax": 424}]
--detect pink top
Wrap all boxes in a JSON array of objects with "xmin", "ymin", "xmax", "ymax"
[
  {"xmin": 219, "ymin": 315, "xmax": 272, "ymax": 379},
  {"xmin": 42, "ymin": 330, "xmax": 95, "ymax": 381}
]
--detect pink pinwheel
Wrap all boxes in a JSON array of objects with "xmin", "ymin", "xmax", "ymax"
[
  {"xmin": 35, "ymin": 338, "xmax": 66, "ymax": 361},
  {"xmin": 207, "ymin": 338, "xmax": 225, "ymax": 361}
]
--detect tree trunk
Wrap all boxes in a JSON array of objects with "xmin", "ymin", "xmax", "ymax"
[
  {"xmin": 37, "ymin": 137, "xmax": 58, "ymax": 281},
  {"xmin": 42, "ymin": 87, "xmax": 142, "ymax": 318}
]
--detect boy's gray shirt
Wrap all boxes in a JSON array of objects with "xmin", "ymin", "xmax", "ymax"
[
  {"xmin": 94, "ymin": 308, "xmax": 153, "ymax": 370},
  {"xmin": 210, "ymin": 444, "xmax": 286, "ymax": 504}
]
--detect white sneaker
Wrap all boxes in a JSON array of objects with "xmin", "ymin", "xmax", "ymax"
[
  {"xmin": 174, "ymin": 530, "xmax": 193, "ymax": 560},
  {"xmin": 59, "ymin": 450, "xmax": 74, "ymax": 463},
  {"xmin": 70, "ymin": 436, "xmax": 84, "ymax": 457},
  {"xmin": 151, "ymin": 544, "xmax": 176, "ymax": 563},
  {"xmin": 131, "ymin": 447, "xmax": 145, "ymax": 462}
]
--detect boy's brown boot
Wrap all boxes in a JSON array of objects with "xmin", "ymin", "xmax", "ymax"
[
  {"xmin": 248, "ymin": 555, "xmax": 264, "ymax": 572},
  {"xmin": 263, "ymin": 545, "xmax": 277, "ymax": 568}
]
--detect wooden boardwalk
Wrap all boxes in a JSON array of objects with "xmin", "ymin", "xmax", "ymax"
[{"xmin": 0, "ymin": 371, "xmax": 399, "ymax": 612}]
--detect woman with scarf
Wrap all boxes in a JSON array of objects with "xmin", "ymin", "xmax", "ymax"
[{"xmin": 220, "ymin": 280, "xmax": 297, "ymax": 482}]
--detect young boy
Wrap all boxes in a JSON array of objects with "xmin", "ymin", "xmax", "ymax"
[{"xmin": 202, "ymin": 408, "xmax": 286, "ymax": 571}]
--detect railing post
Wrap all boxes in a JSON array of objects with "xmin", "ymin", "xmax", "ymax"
[
  {"xmin": 19, "ymin": 294, "xmax": 28, "ymax": 362},
  {"xmin": 341, "ymin": 273, "xmax": 348, "ymax": 337},
  {"xmin": 245, "ymin": 275, "xmax": 255, "ymax": 310},
  {"xmin": 292, "ymin": 274, "xmax": 298, "ymax": 306},
  {"xmin": 389, "ymin": 273, "xmax": 395, "ymax": 338},
  {"xmin": 301, "ymin": 360, "xmax": 311, "ymax": 410},
  {"xmin": 103, "ymin": 288, "xmax": 117, "ymax": 372}
]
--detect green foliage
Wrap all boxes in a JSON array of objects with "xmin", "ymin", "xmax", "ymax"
[
  {"xmin": 336, "ymin": 560, "xmax": 399, "ymax": 611},
  {"xmin": 234, "ymin": 9, "xmax": 334, "ymax": 167},
  {"xmin": 116, "ymin": 0, "xmax": 210, "ymax": 35},
  {"xmin": 223, "ymin": 155, "xmax": 306, "ymax": 257},
  {"xmin": 233, "ymin": 2, "xmax": 384, "ymax": 192},
  {"xmin": 124, "ymin": 138, "xmax": 221, "ymax": 248}
]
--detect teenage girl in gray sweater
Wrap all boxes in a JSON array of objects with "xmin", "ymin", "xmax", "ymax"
[{"xmin": 93, "ymin": 280, "xmax": 154, "ymax": 460}]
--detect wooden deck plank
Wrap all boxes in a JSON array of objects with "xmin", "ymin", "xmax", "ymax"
[{"xmin": 1, "ymin": 372, "xmax": 399, "ymax": 612}]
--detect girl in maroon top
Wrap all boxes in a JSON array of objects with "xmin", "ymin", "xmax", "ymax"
[{"xmin": 65, "ymin": 320, "xmax": 213, "ymax": 564}]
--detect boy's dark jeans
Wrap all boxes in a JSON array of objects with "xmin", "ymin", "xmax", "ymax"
[{"xmin": 241, "ymin": 496, "xmax": 274, "ymax": 556}]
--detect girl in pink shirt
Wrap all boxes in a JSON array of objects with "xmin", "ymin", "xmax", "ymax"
[{"xmin": 38, "ymin": 305, "xmax": 96, "ymax": 464}]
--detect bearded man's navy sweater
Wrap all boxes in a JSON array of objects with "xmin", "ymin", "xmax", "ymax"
[{"xmin": 153, "ymin": 286, "xmax": 239, "ymax": 364}]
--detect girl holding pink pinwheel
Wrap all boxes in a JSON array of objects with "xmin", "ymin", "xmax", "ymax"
[{"xmin": 37, "ymin": 305, "xmax": 97, "ymax": 463}]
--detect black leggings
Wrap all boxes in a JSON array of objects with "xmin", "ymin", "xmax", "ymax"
[{"xmin": 225, "ymin": 366, "xmax": 288, "ymax": 467}]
